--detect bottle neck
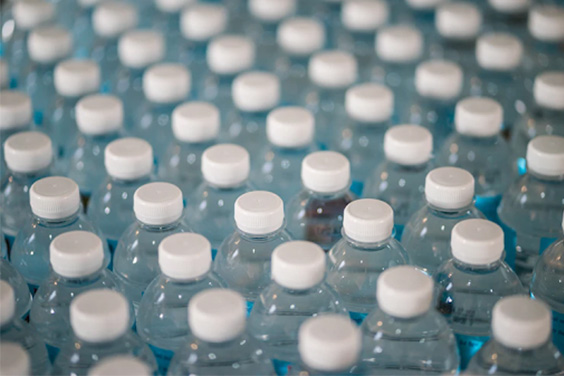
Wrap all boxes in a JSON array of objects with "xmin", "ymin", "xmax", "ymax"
[
  {"xmin": 342, "ymin": 230, "xmax": 394, "ymax": 250},
  {"xmin": 236, "ymin": 226, "xmax": 285, "ymax": 241},
  {"xmin": 137, "ymin": 218, "xmax": 182, "ymax": 232},
  {"xmin": 34, "ymin": 210, "xmax": 81, "ymax": 226},
  {"xmin": 452, "ymin": 257, "xmax": 502, "ymax": 272},
  {"xmin": 426, "ymin": 202, "xmax": 474, "ymax": 215}
]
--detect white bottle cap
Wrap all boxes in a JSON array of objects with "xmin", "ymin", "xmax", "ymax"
[
  {"xmin": 70, "ymin": 289, "xmax": 129, "ymax": 343},
  {"xmin": 88, "ymin": 356, "xmax": 151, "ymax": 376},
  {"xmin": 345, "ymin": 83, "xmax": 393, "ymax": 123},
  {"xmin": 415, "ymin": 60, "xmax": 463, "ymax": 100},
  {"xmin": 201, "ymin": 144, "xmax": 250, "ymax": 188},
  {"xmin": 425, "ymin": 167, "xmax": 475, "ymax": 210},
  {"xmin": 271, "ymin": 241, "xmax": 325, "ymax": 290},
  {"xmin": 0, "ymin": 91, "xmax": 32, "ymax": 130},
  {"xmin": 377, "ymin": 266, "xmax": 433, "ymax": 318},
  {"xmin": 0, "ymin": 342, "xmax": 30, "ymax": 376},
  {"xmin": 436, "ymin": 2, "xmax": 482, "ymax": 40},
  {"xmin": 158, "ymin": 233, "xmax": 212, "ymax": 280},
  {"xmin": 143, "ymin": 63, "xmax": 191, "ymax": 104},
  {"xmin": 188, "ymin": 289, "xmax": 247, "ymax": 343},
  {"xmin": 133, "ymin": 182, "xmax": 183, "ymax": 226},
  {"xmin": 534, "ymin": 71, "xmax": 564, "ymax": 111},
  {"xmin": 234, "ymin": 191, "xmax": 284, "ymax": 235},
  {"xmin": 266, "ymin": 106, "xmax": 315, "ymax": 148},
  {"xmin": 455, "ymin": 97, "xmax": 503, "ymax": 137},
  {"xmin": 308, "ymin": 50, "xmax": 358, "ymax": 89},
  {"xmin": 104, "ymin": 138, "xmax": 153, "ymax": 180},
  {"xmin": 376, "ymin": 25, "xmax": 423, "ymax": 63},
  {"xmin": 342, "ymin": 0, "xmax": 388, "ymax": 32},
  {"xmin": 343, "ymin": 199, "xmax": 394, "ymax": 243},
  {"xmin": 249, "ymin": 0, "xmax": 296, "ymax": 22},
  {"xmin": 30, "ymin": 177, "xmax": 80, "ymax": 220},
  {"xmin": 172, "ymin": 101, "xmax": 220, "ymax": 143},
  {"xmin": 155, "ymin": 0, "xmax": 195, "ymax": 13},
  {"xmin": 118, "ymin": 30, "xmax": 165, "ymax": 69},
  {"xmin": 492, "ymin": 296, "xmax": 552, "ymax": 350},
  {"xmin": 0, "ymin": 280, "xmax": 15, "ymax": 326},
  {"xmin": 54, "ymin": 59, "xmax": 100, "ymax": 98},
  {"xmin": 526, "ymin": 135, "xmax": 564, "ymax": 177},
  {"xmin": 76, "ymin": 95, "xmax": 123, "ymax": 135},
  {"xmin": 298, "ymin": 315, "xmax": 361, "ymax": 372},
  {"xmin": 207, "ymin": 35, "xmax": 255, "ymax": 75},
  {"xmin": 4, "ymin": 131, "xmax": 52, "ymax": 173},
  {"xmin": 406, "ymin": 0, "xmax": 446, "ymax": 10},
  {"xmin": 277, "ymin": 17, "xmax": 325, "ymax": 56},
  {"xmin": 232, "ymin": 72, "xmax": 280, "ymax": 112},
  {"xmin": 92, "ymin": 1, "xmax": 138, "ymax": 39},
  {"xmin": 451, "ymin": 219, "xmax": 504, "ymax": 265},
  {"xmin": 488, "ymin": 0, "xmax": 531, "ymax": 14},
  {"xmin": 476, "ymin": 33, "xmax": 523, "ymax": 72},
  {"xmin": 181, "ymin": 4, "xmax": 228, "ymax": 42},
  {"xmin": 384, "ymin": 125, "xmax": 433, "ymax": 166},
  {"xmin": 13, "ymin": 0, "xmax": 55, "ymax": 31},
  {"xmin": 0, "ymin": 59, "xmax": 8, "ymax": 89},
  {"xmin": 28, "ymin": 26, "xmax": 72, "ymax": 64},
  {"xmin": 301, "ymin": 151, "xmax": 350, "ymax": 194},
  {"xmin": 50, "ymin": 231, "xmax": 105, "ymax": 278},
  {"xmin": 528, "ymin": 5, "xmax": 564, "ymax": 42}
]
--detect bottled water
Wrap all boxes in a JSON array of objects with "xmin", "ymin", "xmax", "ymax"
[
  {"xmin": 0, "ymin": 280, "xmax": 50, "ymax": 375},
  {"xmin": 137, "ymin": 233, "xmax": 224, "ymax": 375},
  {"xmin": 467, "ymin": 296, "xmax": 564, "ymax": 374},
  {"xmin": 286, "ymin": 151, "xmax": 355, "ymax": 251},
  {"xmin": 361, "ymin": 266, "xmax": 460, "ymax": 374},
  {"xmin": 114, "ymin": 182, "xmax": 189, "ymax": 310},
  {"xmin": 364, "ymin": 125, "xmax": 433, "ymax": 237},
  {"xmin": 434, "ymin": 219, "xmax": 523, "ymax": 368},
  {"xmin": 251, "ymin": 106, "xmax": 316, "ymax": 203},
  {"xmin": 168, "ymin": 288, "xmax": 275, "ymax": 376},
  {"xmin": 152, "ymin": 0, "xmax": 194, "ymax": 60},
  {"xmin": 402, "ymin": 167, "xmax": 484, "ymax": 274},
  {"xmin": 214, "ymin": 191, "xmax": 292, "ymax": 311},
  {"xmin": 398, "ymin": 0, "xmax": 446, "ymax": 35},
  {"xmin": 52, "ymin": 289, "xmax": 157, "ymax": 375},
  {"xmin": 483, "ymin": 0, "xmax": 530, "ymax": 38},
  {"xmin": 0, "ymin": 342, "xmax": 31, "ymax": 376},
  {"xmin": 498, "ymin": 135, "xmax": 564, "ymax": 283},
  {"xmin": 87, "ymin": 137, "xmax": 153, "ymax": 250},
  {"xmin": 0, "ymin": 258, "xmax": 32, "ymax": 320},
  {"xmin": 87, "ymin": 355, "xmax": 152, "ymax": 376},
  {"xmin": 327, "ymin": 199, "xmax": 410, "ymax": 324},
  {"xmin": 67, "ymin": 0, "xmax": 98, "ymax": 58},
  {"xmin": 158, "ymin": 101, "xmax": 220, "ymax": 199},
  {"xmin": 185, "ymin": 144, "xmax": 252, "ymax": 252},
  {"xmin": 248, "ymin": 240, "xmax": 346, "ymax": 374}
]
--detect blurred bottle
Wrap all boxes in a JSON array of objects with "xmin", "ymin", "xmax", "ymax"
[
  {"xmin": 396, "ymin": 0, "xmax": 447, "ymax": 35},
  {"xmin": 0, "ymin": 258, "xmax": 32, "ymax": 320},
  {"xmin": 151, "ymin": 0, "xmax": 195, "ymax": 60},
  {"xmin": 87, "ymin": 355, "xmax": 152, "ymax": 376},
  {"xmin": 69, "ymin": 0, "xmax": 102, "ymax": 58},
  {"xmin": 0, "ymin": 342, "xmax": 31, "ymax": 376},
  {"xmin": 0, "ymin": 59, "xmax": 9, "ymax": 88},
  {"xmin": 483, "ymin": 0, "xmax": 531, "ymax": 38}
]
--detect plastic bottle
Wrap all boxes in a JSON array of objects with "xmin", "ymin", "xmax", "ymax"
[
  {"xmin": 483, "ymin": 0, "xmax": 531, "ymax": 38},
  {"xmin": 467, "ymin": 296, "xmax": 564, "ymax": 374},
  {"xmin": 401, "ymin": 167, "xmax": 484, "ymax": 274},
  {"xmin": 87, "ymin": 355, "xmax": 152, "ymax": 376},
  {"xmin": 0, "ymin": 342, "xmax": 31, "ymax": 376},
  {"xmin": 152, "ymin": 0, "xmax": 195, "ymax": 60},
  {"xmin": 0, "ymin": 258, "xmax": 32, "ymax": 320},
  {"xmin": 397, "ymin": 0, "xmax": 447, "ymax": 36},
  {"xmin": 434, "ymin": 219, "xmax": 524, "ymax": 368},
  {"xmin": 361, "ymin": 266, "xmax": 460, "ymax": 374},
  {"xmin": 167, "ymin": 289, "xmax": 275, "ymax": 376},
  {"xmin": 137, "ymin": 233, "xmax": 224, "ymax": 375}
]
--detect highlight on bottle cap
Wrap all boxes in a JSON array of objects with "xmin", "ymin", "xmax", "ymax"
[
  {"xmin": 155, "ymin": 0, "xmax": 195, "ymax": 13},
  {"xmin": 488, "ymin": 0, "xmax": 531, "ymax": 14}
]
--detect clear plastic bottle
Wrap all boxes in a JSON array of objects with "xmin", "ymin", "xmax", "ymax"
[
  {"xmin": 248, "ymin": 241, "xmax": 347, "ymax": 374},
  {"xmin": 434, "ymin": 219, "xmax": 524, "ymax": 368},
  {"xmin": 364, "ymin": 125, "xmax": 434, "ymax": 238},
  {"xmin": 483, "ymin": 0, "xmax": 530, "ymax": 38},
  {"xmin": 137, "ymin": 233, "xmax": 224, "ymax": 375},
  {"xmin": 361, "ymin": 266, "xmax": 460, "ymax": 374},
  {"xmin": 68, "ymin": 0, "xmax": 97, "ymax": 58},
  {"xmin": 52, "ymin": 289, "xmax": 157, "ymax": 375},
  {"xmin": 168, "ymin": 289, "xmax": 275, "ymax": 376},
  {"xmin": 0, "ymin": 258, "xmax": 32, "ymax": 320},
  {"xmin": 151, "ymin": 0, "xmax": 193, "ymax": 60},
  {"xmin": 0, "ymin": 342, "xmax": 31, "ymax": 376},
  {"xmin": 396, "ymin": 0, "xmax": 446, "ymax": 36},
  {"xmin": 467, "ymin": 296, "xmax": 564, "ymax": 374},
  {"xmin": 286, "ymin": 151, "xmax": 356, "ymax": 251},
  {"xmin": 402, "ymin": 167, "xmax": 484, "ymax": 274},
  {"xmin": 87, "ymin": 355, "xmax": 152, "ymax": 376}
]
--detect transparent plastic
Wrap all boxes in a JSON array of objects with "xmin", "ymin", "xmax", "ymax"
[
  {"xmin": 223, "ymin": 110, "xmax": 270, "ymax": 153},
  {"xmin": 275, "ymin": 56, "xmax": 311, "ymax": 106},
  {"xmin": 111, "ymin": 68, "xmax": 145, "ymax": 131},
  {"xmin": 406, "ymin": 95, "xmax": 457, "ymax": 151},
  {"xmin": 0, "ymin": 260, "xmax": 32, "ymax": 319},
  {"xmin": 373, "ymin": 63, "xmax": 418, "ymax": 125},
  {"xmin": 21, "ymin": 63, "xmax": 57, "ymax": 126},
  {"xmin": 305, "ymin": 86, "xmax": 348, "ymax": 149},
  {"xmin": 337, "ymin": 32, "xmax": 378, "ymax": 82},
  {"xmin": 45, "ymin": 96, "xmax": 82, "ymax": 164}
]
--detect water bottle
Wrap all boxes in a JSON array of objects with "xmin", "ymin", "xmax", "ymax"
[
  {"xmin": 52, "ymin": 289, "xmax": 157, "ymax": 375},
  {"xmin": 402, "ymin": 167, "xmax": 484, "ymax": 274},
  {"xmin": 184, "ymin": 144, "xmax": 252, "ymax": 252},
  {"xmin": 87, "ymin": 355, "xmax": 152, "ymax": 376},
  {"xmin": 0, "ymin": 280, "xmax": 49, "ymax": 375},
  {"xmin": 361, "ymin": 266, "xmax": 460, "ymax": 374},
  {"xmin": 437, "ymin": 97, "xmax": 511, "ymax": 222},
  {"xmin": 137, "ymin": 233, "xmax": 224, "ymax": 375},
  {"xmin": 286, "ymin": 151, "xmax": 355, "ymax": 251},
  {"xmin": 69, "ymin": 0, "xmax": 101, "ymax": 58},
  {"xmin": 214, "ymin": 191, "xmax": 291, "ymax": 312},
  {"xmin": 0, "ymin": 342, "xmax": 31, "ymax": 376},
  {"xmin": 434, "ymin": 219, "xmax": 524, "ymax": 368},
  {"xmin": 484, "ymin": 0, "xmax": 531, "ymax": 38},
  {"xmin": 251, "ymin": 106, "xmax": 316, "ymax": 203},
  {"xmin": 498, "ymin": 135, "xmax": 564, "ymax": 284},
  {"xmin": 0, "ymin": 258, "xmax": 32, "ymax": 320},
  {"xmin": 168, "ymin": 288, "xmax": 275, "ymax": 375},
  {"xmin": 364, "ymin": 125, "xmax": 433, "ymax": 238},
  {"xmin": 467, "ymin": 296, "xmax": 564, "ymax": 374},
  {"xmin": 327, "ymin": 199, "xmax": 409, "ymax": 324},
  {"xmin": 397, "ymin": 0, "xmax": 446, "ymax": 35},
  {"xmin": 152, "ymin": 0, "xmax": 193, "ymax": 60}
]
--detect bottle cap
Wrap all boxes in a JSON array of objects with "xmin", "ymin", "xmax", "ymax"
[
  {"xmin": 526, "ymin": 135, "xmax": 564, "ymax": 177},
  {"xmin": 0, "ymin": 342, "xmax": 30, "ymax": 376},
  {"xmin": 534, "ymin": 71, "xmax": 564, "ymax": 111},
  {"xmin": 488, "ymin": 0, "xmax": 531, "ymax": 14},
  {"xmin": 277, "ymin": 17, "xmax": 325, "ymax": 56},
  {"xmin": 232, "ymin": 72, "xmax": 280, "ymax": 112},
  {"xmin": 476, "ymin": 33, "xmax": 523, "ymax": 71},
  {"xmin": 172, "ymin": 101, "xmax": 220, "ymax": 143},
  {"xmin": 406, "ymin": 0, "xmax": 446, "ymax": 10},
  {"xmin": 50, "ymin": 231, "xmax": 105, "ymax": 278},
  {"xmin": 342, "ymin": 0, "xmax": 388, "ymax": 32},
  {"xmin": 234, "ymin": 191, "xmax": 284, "ymax": 235},
  {"xmin": 181, "ymin": 4, "xmax": 228, "ymax": 42},
  {"xmin": 54, "ymin": 59, "xmax": 100, "ymax": 97},
  {"xmin": 88, "ymin": 356, "xmax": 151, "ymax": 376},
  {"xmin": 104, "ymin": 138, "xmax": 153, "ymax": 180},
  {"xmin": 70, "ymin": 289, "xmax": 129, "ymax": 343},
  {"xmin": 249, "ymin": 0, "xmax": 296, "ymax": 22},
  {"xmin": 267, "ymin": 106, "xmax": 315, "ymax": 148},
  {"xmin": 143, "ymin": 63, "xmax": 191, "ymax": 104},
  {"xmin": 384, "ymin": 125, "xmax": 433, "ymax": 166},
  {"xmin": 155, "ymin": 0, "xmax": 195, "ymax": 13},
  {"xmin": 308, "ymin": 50, "xmax": 358, "ymax": 89},
  {"xmin": 492, "ymin": 296, "xmax": 552, "ymax": 350},
  {"xmin": 343, "ymin": 199, "xmax": 394, "ymax": 243},
  {"xmin": 201, "ymin": 144, "xmax": 250, "ymax": 188},
  {"xmin": 376, "ymin": 25, "xmax": 423, "ymax": 63},
  {"xmin": 455, "ymin": 97, "xmax": 503, "ymax": 137},
  {"xmin": 301, "ymin": 151, "xmax": 350, "ymax": 193},
  {"xmin": 0, "ymin": 91, "xmax": 32, "ymax": 130},
  {"xmin": 188, "ymin": 289, "xmax": 247, "ymax": 343},
  {"xmin": 76, "ymin": 95, "xmax": 123, "ymax": 135},
  {"xmin": 0, "ymin": 280, "xmax": 15, "ymax": 326},
  {"xmin": 133, "ymin": 182, "xmax": 183, "ymax": 225},
  {"xmin": 92, "ymin": 1, "xmax": 138, "ymax": 38},
  {"xmin": 425, "ymin": 167, "xmax": 475, "ymax": 210},
  {"xmin": 436, "ymin": 2, "xmax": 482, "ymax": 40},
  {"xmin": 271, "ymin": 241, "xmax": 325, "ymax": 290},
  {"xmin": 13, "ymin": 0, "xmax": 54, "ymax": 31},
  {"xmin": 451, "ymin": 219, "xmax": 504, "ymax": 265},
  {"xmin": 30, "ymin": 177, "xmax": 80, "ymax": 219},
  {"xmin": 207, "ymin": 35, "xmax": 255, "ymax": 75},
  {"xmin": 345, "ymin": 83, "xmax": 393, "ymax": 123},
  {"xmin": 529, "ymin": 5, "xmax": 564, "ymax": 42},
  {"xmin": 28, "ymin": 26, "xmax": 72, "ymax": 64},
  {"xmin": 298, "ymin": 315, "xmax": 361, "ymax": 372},
  {"xmin": 118, "ymin": 30, "xmax": 165, "ymax": 69},
  {"xmin": 377, "ymin": 266, "xmax": 433, "ymax": 318},
  {"xmin": 4, "ymin": 131, "xmax": 52, "ymax": 173},
  {"xmin": 415, "ymin": 60, "xmax": 463, "ymax": 100},
  {"xmin": 158, "ymin": 233, "xmax": 212, "ymax": 280}
]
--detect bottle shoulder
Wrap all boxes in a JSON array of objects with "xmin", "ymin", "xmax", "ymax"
[
  {"xmin": 139, "ymin": 273, "xmax": 225, "ymax": 307},
  {"xmin": 329, "ymin": 238, "xmax": 410, "ymax": 266}
]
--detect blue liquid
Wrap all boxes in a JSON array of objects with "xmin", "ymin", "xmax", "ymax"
[{"xmin": 0, "ymin": 260, "xmax": 32, "ymax": 320}]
